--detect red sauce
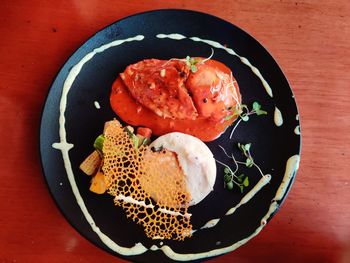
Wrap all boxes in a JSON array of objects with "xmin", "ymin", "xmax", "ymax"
[{"xmin": 110, "ymin": 59, "xmax": 240, "ymax": 142}]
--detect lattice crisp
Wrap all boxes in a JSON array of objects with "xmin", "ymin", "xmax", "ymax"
[{"xmin": 102, "ymin": 121, "xmax": 192, "ymax": 240}]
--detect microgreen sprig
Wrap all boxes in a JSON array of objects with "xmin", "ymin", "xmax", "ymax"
[
  {"xmin": 217, "ymin": 143, "xmax": 269, "ymax": 193},
  {"xmin": 185, "ymin": 48, "xmax": 214, "ymax": 73},
  {"xmin": 229, "ymin": 101, "xmax": 267, "ymax": 139},
  {"xmin": 236, "ymin": 143, "xmax": 269, "ymax": 181},
  {"xmin": 216, "ymin": 158, "xmax": 249, "ymax": 193},
  {"xmin": 238, "ymin": 143, "xmax": 254, "ymax": 168},
  {"xmin": 162, "ymin": 48, "xmax": 215, "ymax": 74},
  {"xmin": 185, "ymin": 56, "xmax": 199, "ymax": 73}
]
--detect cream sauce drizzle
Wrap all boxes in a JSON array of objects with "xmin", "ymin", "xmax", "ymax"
[
  {"xmin": 273, "ymin": 155, "xmax": 299, "ymax": 201},
  {"xmin": 157, "ymin": 33, "xmax": 186, "ymax": 40},
  {"xmin": 192, "ymin": 174, "xmax": 271, "ymax": 233},
  {"xmin": 274, "ymin": 107, "xmax": 283, "ymax": 127},
  {"xmin": 149, "ymin": 155, "xmax": 299, "ymax": 261},
  {"xmin": 52, "ymin": 35, "xmax": 147, "ymax": 256},
  {"xmin": 191, "ymin": 174, "xmax": 271, "ymax": 232},
  {"xmin": 94, "ymin": 101, "xmax": 101, "ymax": 109},
  {"xmin": 115, "ymin": 194, "xmax": 192, "ymax": 218},
  {"xmin": 296, "ymin": 114, "xmax": 299, "ymax": 121},
  {"xmin": 200, "ymin": 219, "xmax": 220, "ymax": 229},
  {"xmin": 225, "ymin": 174, "xmax": 271, "ymax": 216},
  {"xmin": 51, "ymin": 32, "xmax": 299, "ymax": 261},
  {"xmin": 294, "ymin": 125, "xmax": 300, "ymax": 135},
  {"xmin": 158, "ymin": 208, "xmax": 192, "ymax": 219},
  {"xmin": 156, "ymin": 34, "xmax": 273, "ymax": 98},
  {"xmin": 115, "ymin": 195, "xmax": 153, "ymax": 209}
]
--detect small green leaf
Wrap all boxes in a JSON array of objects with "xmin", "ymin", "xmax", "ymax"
[
  {"xmin": 237, "ymin": 173, "xmax": 245, "ymax": 183},
  {"xmin": 252, "ymin": 101, "xmax": 261, "ymax": 111},
  {"xmin": 224, "ymin": 167, "xmax": 230, "ymax": 174},
  {"xmin": 190, "ymin": 65, "xmax": 197, "ymax": 73},
  {"xmin": 224, "ymin": 174, "xmax": 232, "ymax": 183},
  {"xmin": 244, "ymin": 143, "xmax": 251, "ymax": 151},
  {"xmin": 241, "ymin": 115, "xmax": 249, "ymax": 122},
  {"xmin": 243, "ymin": 176, "xmax": 249, "ymax": 187},
  {"xmin": 239, "ymin": 185, "xmax": 244, "ymax": 193},
  {"xmin": 256, "ymin": 109, "xmax": 268, "ymax": 116},
  {"xmin": 226, "ymin": 181, "xmax": 234, "ymax": 190},
  {"xmin": 246, "ymin": 157, "xmax": 253, "ymax": 168},
  {"xmin": 238, "ymin": 143, "xmax": 247, "ymax": 155},
  {"xmin": 185, "ymin": 56, "xmax": 191, "ymax": 65}
]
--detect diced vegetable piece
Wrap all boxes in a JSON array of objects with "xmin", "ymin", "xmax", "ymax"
[
  {"xmin": 103, "ymin": 119, "xmax": 121, "ymax": 134},
  {"xmin": 131, "ymin": 135, "xmax": 139, "ymax": 149},
  {"xmin": 125, "ymin": 125, "xmax": 134, "ymax": 133},
  {"xmin": 93, "ymin": 134, "xmax": 105, "ymax": 152},
  {"xmin": 89, "ymin": 169, "xmax": 107, "ymax": 194},
  {"xmin": 136, "ymin": 127, "xmax": 152, "ymax": 139},
  {"xmin": 142, "ymin": 138, "xmax": 151, "ymax": 146},
  {"xmin": 124, "ymin": 126, "xmax": 139, "ymax": 149},
  {"xmin": 137, "ymin": 134, "xmax": 145, "ymax": 147},
  {"xmin": 79, "ymin": 150, "xmax": 101, "ymax": 176},
  {"xmin": 136, "ymin": 134, "xmax": 151, "ymax": 147}
]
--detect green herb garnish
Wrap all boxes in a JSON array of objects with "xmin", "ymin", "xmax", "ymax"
[
  {"xmin": 186, "ymin": 56, "xmax": 199, "ymax": 73},
  {"xmin": 141, "ymin": 137, "xmax": 151, "ymax": 146},
  {"xmin": 221, "ymin": 163, "xmax": 249, "ymax": 193},
  {"xmin": 217, "ymin": 142, "xmax": 270, "ymax": 193},
  {"xmin": 229, "ymin": 101, "xmax": 267, "ymax": 139},
  {"xmin": 216, "ymin": 149, "xmax": 250, "ymax": 193},
  {"xmin": 236, "ymin": 143, "xmax": 269, "ymax": 180},
  {"xmin": 238, "ymin": 143, "xmax": 254, "ymax": 168},
  {"xmin": 93, "ymin": 134, "xmax": 105, "ymax": 152},
  {"xmin": 124, "ymin": 127, "xmax": 139, "ymax": 150},
  {"xmin": 252, "ymin": 101, "xmax": 268, "ymax": 115}
]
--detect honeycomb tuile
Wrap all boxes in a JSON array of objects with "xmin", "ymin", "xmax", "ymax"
[{"xmin": 102, "ymin": 122, "xmax": 192, "ymax": 241}]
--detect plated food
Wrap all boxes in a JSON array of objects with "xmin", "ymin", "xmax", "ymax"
[
  {"xmin": 80, "ymin": 55, "xmax": 237, "ymax": 240},
  {"xmin": 150, "ymin": 132, "xmax": 216, "ymax": 206},
  {"xmin": 79, "ymin": 52, "xmax": 289, "ymax": 245},
  {"xmin": 111, "ymin": 57, "xmax": 241, "ymax": 141},
  {"xmin": 40, "ymin": 9, "xmax": 301, "ymax": 263}
]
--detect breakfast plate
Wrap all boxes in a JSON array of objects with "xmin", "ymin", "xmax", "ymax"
[{"xmin": 40, "ymin": 9, "xmax": 301, "ymax": 262}]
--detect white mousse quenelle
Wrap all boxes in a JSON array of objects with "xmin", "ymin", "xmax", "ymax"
[{"xmin": 150, "ymin": 132, "xmax": 217, "ymax": 206}]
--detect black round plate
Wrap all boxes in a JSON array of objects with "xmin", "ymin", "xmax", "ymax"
[{"xmin": 40, "ymin": 9, "xmax": 301, "ymax": 263}]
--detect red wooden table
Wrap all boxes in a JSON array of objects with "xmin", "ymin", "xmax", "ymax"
[{"xmin": 1, "ymin": 1, "xmax": 349, "ymax": 262}]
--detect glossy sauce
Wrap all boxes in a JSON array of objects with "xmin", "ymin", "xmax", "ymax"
[{"xmin": 110, "ymin": 59, "xmax": 240, "ymax": 142}]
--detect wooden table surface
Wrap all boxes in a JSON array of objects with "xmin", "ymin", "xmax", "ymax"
[{"xmin": 1, "ymin": 0, "xmax": 349, "ymax": 262}]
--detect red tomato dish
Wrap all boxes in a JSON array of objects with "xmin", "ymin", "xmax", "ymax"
[{"xmin": 110, "ymin": 57, "xmax": 241, "ymax": 141}]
